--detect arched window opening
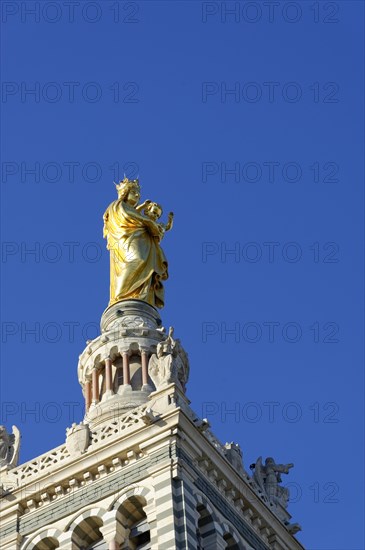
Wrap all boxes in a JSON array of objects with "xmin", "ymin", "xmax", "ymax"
[
  {"xmin": 223, "ymin": 532, "xmax": 240, "ymax": 549},
  {"xmin": 129, "ymin": 355, "xmax": 142, "ymax": 390},
  {"xmin": 117, "ymin": 495, "xmax": 150, "ymax": 549},
  {"xmin": 196, "ymin": 504, "xmax": 215, "ymax": 549},
  {"xmin": 73, "ymin": 516, "xmax": 105, "ymax": 550},
  {"xmin": 33, "ymin": 538, "xmax": 59, "ymax": 550},
  {"xmin": 114, "ymin": 357, "xmax": 124, "ymax": 390},
  {"xmin": 129, "ymin": 516, "xmax": 150, "ymax": 549}
]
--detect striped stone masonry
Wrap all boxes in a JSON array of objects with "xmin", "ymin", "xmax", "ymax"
[{"xmin": 0, "ymin": 384, "xmax": 305, "ymax": 550}]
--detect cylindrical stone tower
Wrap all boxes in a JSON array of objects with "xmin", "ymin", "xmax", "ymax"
[{"xmin": 78, "ymin": 300, "xmax": 168, "ymax": 428}]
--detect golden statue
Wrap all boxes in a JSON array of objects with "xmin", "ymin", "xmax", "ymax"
[{"xmin": 103, "ymin": 178, "xmax": 173, "ymax": 309}]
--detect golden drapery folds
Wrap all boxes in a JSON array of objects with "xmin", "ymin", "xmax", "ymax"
[{"xmin": 103, "ymin": 180, "xmax": 169, "ymax": 309}]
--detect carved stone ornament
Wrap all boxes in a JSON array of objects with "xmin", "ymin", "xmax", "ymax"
[
  {"xmin": 65, "ymin": 423, "xmax": 90, "ymax": 456},
  {"xmin": 0, "ymin": 425, "xmax": 21, "ymax": 468},
  {"xmin": 224, "ymin": 442, "xmax": 245, "ymax": 473}
]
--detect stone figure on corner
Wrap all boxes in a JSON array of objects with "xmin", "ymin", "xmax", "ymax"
[
  {"xmin": 148, "ymin": 327, "xmax": 189, "ymax": 392},
  {"xmin": 0, "ymin": 425, "xmax": 21, "ymax": 468},
  {"xmin": 250, "ymin": 456, "xmax": 294, "ymax": 508}
]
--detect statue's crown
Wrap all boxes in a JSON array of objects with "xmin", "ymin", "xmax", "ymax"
[{"xmin": 115, "ymin": 177, "xmax": 140, "ymax": 196}]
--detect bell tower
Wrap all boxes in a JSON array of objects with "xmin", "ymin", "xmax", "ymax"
[{"xmin": 0, "ymin": 180, "xmax": 305, "ymax": 550}]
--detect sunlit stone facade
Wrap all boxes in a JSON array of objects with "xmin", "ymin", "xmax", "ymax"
[{"xmin": 0, "ymin": 301, "xmax": 305, "ymax": 550}]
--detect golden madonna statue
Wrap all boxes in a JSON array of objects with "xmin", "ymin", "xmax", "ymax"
[{"xmin": 103, "ymin": 178, "xmax": 173, "ymax": 309}]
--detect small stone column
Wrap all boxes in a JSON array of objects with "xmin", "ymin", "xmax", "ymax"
[
  {"xmin": 141, "ymin": 350, "xmax": 150, "ymax": 387},
  {"xmin": 85, "ymin": 379, "xmax": 92, "ymax": 411},
  {"xmin": 92, "ymin": 369, "xmax": 99, "ymax": 403},
  {"xmin": 105, "ymin": 357, "xmax": 114, "ymax": 395},
  {"xmin": 122, "ymin": 352, "xmax": 131, "ymax": 385},
  {"xmin": 100, "ymin": 511, "xmax": 129, "ymax": 550}
]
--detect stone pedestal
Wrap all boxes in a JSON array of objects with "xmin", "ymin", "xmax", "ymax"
[
  {"xmin": 100, "ymin": 299, "xmax": 162, "ymax": 334},
  {"xmin": 78, "ymin": 300, "xmax": 169, "ymax": 429}
]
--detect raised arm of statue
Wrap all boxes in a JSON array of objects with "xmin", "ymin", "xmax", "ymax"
[
  {"xmin": 164, "ymin": 212, "xmax": 174, "ymax": 232},
  {"xmin": 273, "ymin": 462, "xmax": 294, "ymax": 474}
]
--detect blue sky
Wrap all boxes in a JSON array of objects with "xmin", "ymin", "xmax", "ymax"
[{"xmin": 1, "ymin": 1, "xmax": 364, "ymax": 548}]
